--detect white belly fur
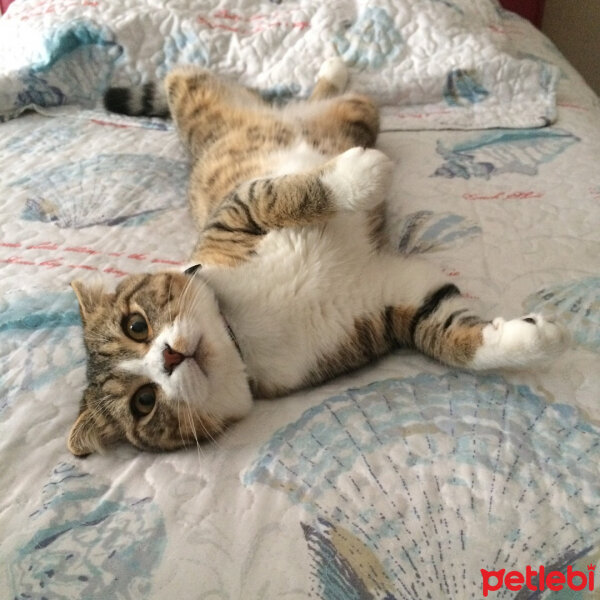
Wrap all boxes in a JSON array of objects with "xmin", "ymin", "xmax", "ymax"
[{"xmin": 203, "ymin": 211, "xmax": 446, "ymax": 393}]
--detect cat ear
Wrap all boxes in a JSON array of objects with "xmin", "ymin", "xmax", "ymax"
[
  {"xmin": 71, "ymin": 280, "xmax": 104, "ymax": 323},
  {"xmin": 68, "ymin": 406, "xmax": 122, "ymax": 457},
  {"xmin": 67, "ymin": 408, "xmax": 103, "ymax": 457}
]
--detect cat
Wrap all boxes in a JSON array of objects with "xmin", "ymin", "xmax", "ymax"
[{"xmin": 68, "ymin": 58, "xmax": 569, "ymax": 456}]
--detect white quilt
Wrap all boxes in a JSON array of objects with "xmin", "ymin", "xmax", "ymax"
[
  {"xmin": 0, "ymin": 0, "xmax": 558, "ymax": 129},
  {"xmin": 1, "ymin": 1, "xmax": 600, "ymax": 598}
]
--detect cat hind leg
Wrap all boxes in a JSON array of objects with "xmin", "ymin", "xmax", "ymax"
[
  {"xmin": 310, "ymin": 57, "xmax": 349, "ymax": 100},
  {"xmin": 405, "ymin": 283, "xmax": 570, "ymax": 370},
  {"xmin": 302, "ymin": 58, "xmax": 379, "ymax": 149},
  {"xmin": 165, "ymin": 67, "xmax": 267, "ymax": 156}
]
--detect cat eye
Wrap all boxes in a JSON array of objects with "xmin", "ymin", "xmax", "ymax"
[
  {"xmin": 131, "ymin": 385, "xmax": 156, "ymax": 418},
  {"xmin": 124, "ymin": 313, "xmax": 149, "ymax": 342}
]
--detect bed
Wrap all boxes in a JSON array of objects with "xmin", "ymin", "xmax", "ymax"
[{"xmin": 1, "ymin": 0, "xmax": 599, "ymax": 598}]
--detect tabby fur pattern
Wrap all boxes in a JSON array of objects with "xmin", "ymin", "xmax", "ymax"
[{"xmin": 68, "ymin": 59, "xmax": 568, "ymax": 455}]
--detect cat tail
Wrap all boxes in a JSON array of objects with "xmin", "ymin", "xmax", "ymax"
[{"xmin": 103, "ymin": 82, "xmax": 170, "ymax": 118}]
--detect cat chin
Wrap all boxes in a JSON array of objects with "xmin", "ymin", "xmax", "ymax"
[{"xmin": 174, "ymin": 276, "xmax": 254, "ymax": 421}]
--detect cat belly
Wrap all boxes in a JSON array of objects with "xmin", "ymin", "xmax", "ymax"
[
  {"xmin": 202, "ymin": 215, "xmax": 368, "ymax": 392},
  {"xmin": 269, "ymin": 140, "xmax": 328, "ymax": 177},
  {"xmin": 203, "ymin": 214, "xmax": 444, "ymax": 396}
]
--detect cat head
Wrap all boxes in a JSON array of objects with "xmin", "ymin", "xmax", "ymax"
[{"xmin": 68, "ymin": 270, "xmax": 252, "ymax": 456}]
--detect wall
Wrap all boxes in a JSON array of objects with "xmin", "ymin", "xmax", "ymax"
[
  {"xmin": 542, "ymin": 0, "xmax": 600, "ymax": 96},
  {"xmin": 0, "ymin": 0, "xmax": 15, "ymax": 14},
  {"xmin": 500, "ymin": 0, "xmax": 545, "ymax": 28}
]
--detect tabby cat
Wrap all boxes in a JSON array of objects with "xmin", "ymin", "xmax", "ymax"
[{"xmin": 68, "ymin": 59, "xmax": 568, "ymax": 456}]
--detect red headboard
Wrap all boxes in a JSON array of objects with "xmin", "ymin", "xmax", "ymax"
[
  {"xmin": 0, "ymin": 0, "xmax": 14, "ymax": 14},
  {"xmin": 499, "ymin": 0, "xmax": 545, "ymax": 28}
]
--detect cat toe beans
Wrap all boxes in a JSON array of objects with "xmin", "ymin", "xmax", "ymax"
[{"xmin": 326, "ymin": 147, "xmax": 394, "ymax": 211}]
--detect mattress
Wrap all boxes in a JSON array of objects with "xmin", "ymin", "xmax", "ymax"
[{"xmin": 1, "ymin": 1, "xmax": 599, "ymax": 598}]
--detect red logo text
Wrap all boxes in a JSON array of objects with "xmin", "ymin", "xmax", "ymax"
[{"xmin": 481, "ymin": 564, "xmax": 595, "ymax": 597}]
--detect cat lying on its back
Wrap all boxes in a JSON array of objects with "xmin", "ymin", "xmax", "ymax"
[{"xmin": 68, "ymin": 59, "xmax": 568, "ymax": 456}]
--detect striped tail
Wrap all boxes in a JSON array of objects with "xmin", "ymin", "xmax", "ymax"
[{"xmin": 103, "ymin": 81, "xmax": 169, "ymax": 118}]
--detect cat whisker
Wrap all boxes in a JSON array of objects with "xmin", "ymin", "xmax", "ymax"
[
  {"xmin": 181, "ymin": 288, "xmax": 210, "ymax": 335},
  {"xmin": 182, "ymin": 396, "xmax": 204, "ymax": 460},
  {"xmin": 175, "ymin": 397, "xmax": 188, "ymax": 451},
  {"xmin": 189, "ymin": 401, "xmax": 223, "ymax": 451},
  {"xmin": 178, "ymin": 271, "xmax": 201, "ymax": 320},
  {"xmin": 167, "ymin": 275, "xmax": 175, "ymax": 325},
  {"xmin": 81, "ymin": 334, "xmax": 111, "ymax": 345},
  {"xmin": 86, "ymin": 394, "xmax": 115, "ymax": 433}
]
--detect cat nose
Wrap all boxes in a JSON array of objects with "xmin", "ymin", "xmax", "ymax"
[{"xmin": 163, "ymin": 344, "xmax": 185, "ymax": 375}]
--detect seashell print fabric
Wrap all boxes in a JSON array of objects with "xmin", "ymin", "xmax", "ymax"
[
  {"xmin": 245, "ymin": 374, "xmax": 600, "ymax": 597},
  {"xmin": 1, "ymin": 3, "xmax": 600, "ymax": 598},
  {"xmin": 0, "ymin": 0, "xmax": 559, "ymax": 129}
]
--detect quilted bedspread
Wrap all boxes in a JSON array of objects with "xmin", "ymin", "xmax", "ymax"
[
  {"xmin": 0, "ymin": 0, "xmax": 558, "ymax": 129},
  {"xmin": 1, "ymin": 1, "xmax": 600, "ymax": 599}
]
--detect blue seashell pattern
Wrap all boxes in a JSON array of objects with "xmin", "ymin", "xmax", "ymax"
[
  {"xmin": 443, "ymin": 69, "xmax": 490, "ymax": 106},
  {"xmin": 396, "ymin": 210, "xmax": 482, "ymax": 254},
  {"xmin": 245, "ymin": 373, "xmax": 600, "ymax": 598},
  {"xmin": 16, "ymin": 21, "xmax": 122, "ymax": 113},
  {"xmin": 158, "ymin": 25, "xmax": 210, "ymax": 80},
  {"xmin": 7, "ymin": 463, "xmax": 166, "ymax": 599},
  {"xmin": 333, "ymin": 7, "xmax": 403, "ymax": 70},
  {"xmin": 524, "ymin": 277, "xmax": 600, "ymax": 352},
  {"xmin": 434, "ymin": 127, "xmax": 580, "ymax": 179},
  {"xmin": 11, "ymin": 153, "xmax": 189, "ymax": 228},
  {"xmin": 0, "ymin": 291, "xmax": 85, "ymax": 415}
]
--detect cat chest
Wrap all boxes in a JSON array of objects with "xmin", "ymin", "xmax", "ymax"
[{"xmin": 205, "ymin": 227, "xmax": 380, "ymax": 391}]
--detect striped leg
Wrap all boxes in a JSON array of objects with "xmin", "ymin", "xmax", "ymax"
[
  {"xmin": 191, "ymin": 147, "xmax": 393, "ymax": 266},
  {"xmin": 303, "ymin": 59, "xmax": 380, "ymax": 151},
  {"xmin": 309, "ymin": 281, "xmax": 569, "ymax": 387},
  {"xmin": 405, "ymin": 284, "xmax": 569, "ymax": 370},
  {"xmin": 165, "ymin": 66, "xmax": 267, "ymax": 157}
]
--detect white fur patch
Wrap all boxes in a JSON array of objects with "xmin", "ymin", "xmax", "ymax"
[
  {"xmin": 317, "ymin": 57, "xmax": 348, "ymax": 92},
  {"xmin": 270, "ymin": 140, "xmax": 327, "ymax": 177},
  {"xmin": 322, "ymin": 147, "xmax": 394, "ymax": 211},
  {"xmin": 203, "ymin": 219, "xmax": 455, "ymax": 394},
  {"xmin": 472, "ymin": 314, "xmax": 570, "ymax": 370},
  {"xmin": 120, "ymin": 277, "xmax": 253, "ymax": 421}
]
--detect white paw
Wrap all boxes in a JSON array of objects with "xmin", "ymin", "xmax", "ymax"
[
  {"xmin": 318, "ymin": 57, "xmax": 348, "ymax": 92},
  {"xmin": 324, "ymin": 147, "xmax": 394, "ymax": 211},
  {"xmin": 473, "ymin": 313, "xmax": 570, "ymax": 369}
]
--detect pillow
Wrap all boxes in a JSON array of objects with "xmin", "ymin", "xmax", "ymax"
[{"xmin": 0, "ymin": 0, "xmax": 558, "ymax": 129}]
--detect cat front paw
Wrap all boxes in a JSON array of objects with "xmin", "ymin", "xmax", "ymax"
[
  {"xmin": 324, "ymin": 147, "xmax": 394, "ymax": 211},
  {"xmin": 473, "ymin": 313, "xmax": 571, "ymax": 369}
]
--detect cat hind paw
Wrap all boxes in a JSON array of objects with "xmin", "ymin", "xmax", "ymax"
[
  {"xmin": 472, "ymin": 313, "xmax": 571, "ymax": 369},
  {"xmin": 318, "ymin": 57, "xmax": 348, "ymax": 93}
]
